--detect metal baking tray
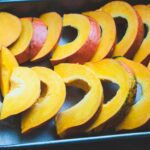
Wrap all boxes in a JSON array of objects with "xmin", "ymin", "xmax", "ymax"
[{"xmin": 0, "ymin": 0, "xmax": 149, "ymax": 149}]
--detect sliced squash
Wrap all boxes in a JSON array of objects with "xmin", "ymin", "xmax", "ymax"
[
  {"xmin": 83, "ymin": 10, "xmax": 116, "ymax": 61},
  {"xmin": 0, "ymin": 12, "xmax": 22, "ymax": 47},
  {"xmin": 101, "ymin": 1, "xmax": 144, "ymax": 58},
  {"xmin": 10, "ymin": 18, "xmax": 33, "ymax": 64},
  {"xmin": 51, "ymin": 14, "xmax": 100, "ymax": 65},
  {"xmin": 54, "ymin": 63, "xmax": 103, "ymax": 138},
  {"xmin": 133, "ymin": 5, "xmax": 150, "ymax": 65},
  {"xmin": 31, "ymin": 12, "xmax": 62, "ymax": 61},
  {"xmin": 0, "ymin": 47, "xmax": 18, "ymax": 97},
  {"xmin": 21, "ymin": 67, "xmax": 66, "ymax": 133},
  {"xmin": 85, "ymin": 59, "xmax": 136, "ymax": 133},
  {"xmin": 0, "ymin": 67, "xmax": 41, "ymax": 120},
  {"xmin": 116, "ymin": 58, "xmax": 150, "ymax": 131}
]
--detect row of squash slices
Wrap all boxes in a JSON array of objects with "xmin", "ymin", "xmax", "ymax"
[{"xmin": 0, "ymin": 1, "xmax": 150, "ymax": 138}]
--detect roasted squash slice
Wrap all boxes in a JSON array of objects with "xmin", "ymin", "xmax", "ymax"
[
  {"xmin": 0, "ymin": 12, "xmax": 22, "ymax": 47},
  {"xmin": 31, "ymin": 12, "xmax": 62, "ymax": 62},
  {"xmin": 1, "ymin": 67, "xmax": 41, "ymax": 119},
  {"xmin": 101, "ymin": 1, "xmax": 144, "ymax": 58},
  {"xmin": 51, "ymin": 14, "xmax": 100, "ymax": 65},
  {"xmin": 116, "ymin": 58, "xmax": 150, "ymax": 131},
  {"xmin": 10, "ymin": 18, "xmax": 33, "ymax": 64},
  {"xmin": 133, "ymin": 5, "xmax": 150, "ymax": 65},
  {"xmin": 85, "ymin": 59, "xmax": 136, "ymax": 133},
  {"xmin": 83, "ymin": 10, "xmax": 116, "ymax": 61},
  {"xmin": 54, "ymin": 63, "xmax": 103, "ymax": 138},
  {"xmin": 21, "ymin": 67, "xmax": 66, "ymax": 133}
]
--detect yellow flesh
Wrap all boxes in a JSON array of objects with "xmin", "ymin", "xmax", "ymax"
[
  {"xmin": 133, "ymin": 5, "xmax": 150, "ymax": 63},
  {"xmin": 0, "ymin": 12, "xmax": 21, "ymax": 47},
  {"xmin": 31, "ymin": 12, "xmax": 62, "ymax": 61},
  {"xmin": 54, "ymin": 63, "xmax": 103, "ymax": 137},
  {"xmin": 0, "ymin": 47, "xmax": 18, "ymax": 97},
  {"xmin": 21, "ymin": 67, "xmax": 66, "ymax": 133},
  {"xmin": 1, "ymin": 67, "xmax": 41, "ymax": 119},
  {"xmin": 83, "ymin": 11, "xmax": 116, "ymax": 61},
  {"xmin": 101, "ymin": 1, "xmax": 139, "ymax": 56},
  {"xmin": 85, "ymin": 59, "xmax": 134, "ymax": 132},
  {"xmin": 116, "ymin": 58, "xmax": 150, "ymax": 130},
  {"xmin": 10, "ymin": 18, "xmax": 33, "ymax": 55},
  {"xmin": 51, "ymin": 14, "xmax": 90, "ymax": 60}
]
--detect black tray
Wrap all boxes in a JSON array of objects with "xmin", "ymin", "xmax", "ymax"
[{"xmin": 0, "ymin": 0, "xmax": 149, "ymax": 149}]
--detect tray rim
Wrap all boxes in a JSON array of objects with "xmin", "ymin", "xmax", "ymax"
[{"xmin": 2, "ymin": 131, "xmax": 150, "ymax": 149}]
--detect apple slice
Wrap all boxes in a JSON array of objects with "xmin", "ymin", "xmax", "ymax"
[
  {"xmin": 0, "ymin": 67, "xmax": 41, "ymax": 120},
  {"xmin": 83, "ymin": 11, "xmax": 116, "ymax": 62},
  {"xmin": 101, "ymin": 1, "xmax": 144, "ymax": 58},
  {"xmin": 85, "ymin": 59, "xmax": 136, "ymax": 133},
  {"xmin": 133, "ymin": 5, "xmax": 150, "ymax": 66},
  {"xmin": 21, "ymin": 67, "xmax": 66, "ymax": 133},
  {"xmin": 54, "ymin": 63, "xmax": 103, "ymax": 137},
  {"xmin": 116, "ymin": 58, "xmax": 150, "ymax": 131},
  {"xmin": 30, "ymin": 18, "xmax": 48, "ymax": 59},
  {"xmin": 10, "ymin": 18, "xmax": 33, "ymax": 64},
  {"xmin": 31, "ymin": 12, "xmax": 62, "ymax": 62},
  {"xmin": 51, "ymin": 14, "xmax": 101, "ymax": 65},
  {"xmin": 0, "ymin": 47, "xmax": 18, "ymax": 97},
  {"xmin": 0, "ymin": 12, "xmax": 21, "ymax": 47}
]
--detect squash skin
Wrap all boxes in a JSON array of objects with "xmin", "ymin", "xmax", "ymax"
[
  {"xmin": 116, "ymin": 58, "xmax": 150, "ymax": 131},
  {"xmin": 85, "ymin": 59, "xmax": 137, "ymax": 133},
  {"xmin": 54, "ymin": 63, "xmax": 103, "ymax": 138}
]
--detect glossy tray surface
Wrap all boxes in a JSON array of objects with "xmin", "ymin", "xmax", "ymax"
[{"xmin": 0, "ymin": 0, "xmax": 149, "ymax": 149}]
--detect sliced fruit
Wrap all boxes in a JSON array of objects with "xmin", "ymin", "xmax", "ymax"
[
  {"xmin": 51, "ymin": 14, "xmax": 101, "ymax": 65},
  {"xmin": 0, "ymin": 47, "xmax": 18, "ymax": 97},
  {"xmin": 0, "ymin": 67, "xmax": 41, "ymax": 120},
  {"xmin": 101, "ymin": 1, "xmax": 144, "ymax": 58},
  {"xmin": 133, "ymin": 5, "xmax": 150, "ymax": 65},
  {"xmin": 10, "ymin": 18, "xmax": 33, "ymax": 64},
  {"xmin": 54, "ymin": 63, "xmax": 103, "ymax": 137},
  {"xmin": 83, "ymin": 10, "xmax": 116, "ymax": 62},
  {"xmin": 85, "ymin": 59, "xmax": 136, "ymax": 133},
  {"xmin": 31, "ymin": 12, "xmax": 62, "ymax": 62},
  {"xmin": 0, "ymin": 12, "xmax": 21, "ymax": 47},
  {"xmin": 21, "ymin": 67, "xmax": 66, "ymax": 133},
  {"xmin": 116, "ymin": 58, "xmax": 150, "ymax": 131},
  {"xmin": 30, "ymin": 18, "xmax": 48, "ymax": 59}
]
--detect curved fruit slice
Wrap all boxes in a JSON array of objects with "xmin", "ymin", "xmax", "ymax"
[
  {"xmin": 0, "ymin": 67, "xmax": 41, "ymax": 120},
  {"xmin": 101, "ymin": 1, "xmax": 144, "ymax": 58},
  {"xmin": 54, "ymin": 63, "xmax": 103, "ymax": 137},
  {"xmin": 83, "ymin": 11, "xmax": 116, "ymax": 62},
  {"xmin": 0, "ymin": 12, "xmax": 21, "ymax": 47},
  {"xmin": 85, "ymin": 59, "xmax": 136, "ymax": 133},
  {"xmin": 31, "ymin": 12, "xmax": 62, "ymax": 62},
  {"xmin": 51, "ymin": 14, "xmax": 101, "ymax": 65},
  {"xmin": 0, "ymin": 47, "xmax": 18, "ymax": 97},
  {"xmin": 116, "ymin": 58, "xmax": 150, "ymax": 131},
  {"xmin": 30, "ymin": 18, "xmax": 48, "ymax": 59},
  {"xmin": 133, "ymin": 5, "xmax": 150, "ymax": 65},
  {"xmin": 21, "ymin": 67, "xmax": 66, "ymax": 133},
  {"xmin": 10, "ymin": 18, "xmax": 33, "ymax": 64}
]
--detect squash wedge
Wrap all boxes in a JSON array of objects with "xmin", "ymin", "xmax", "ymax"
[
  {"xmin": 85, "ymin": 59, "xmax": 136, "ymax": 133},
  {"xmin": 54, "ymin": 63, "xmax": 103, "ymax": 138},
  {"xmin": 21, "ymin": 67, "xmax": 66, "ymax": 133},
  {"xmin": 116, "ymin": 58, "xmax": 150, "ymax": 131}
]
